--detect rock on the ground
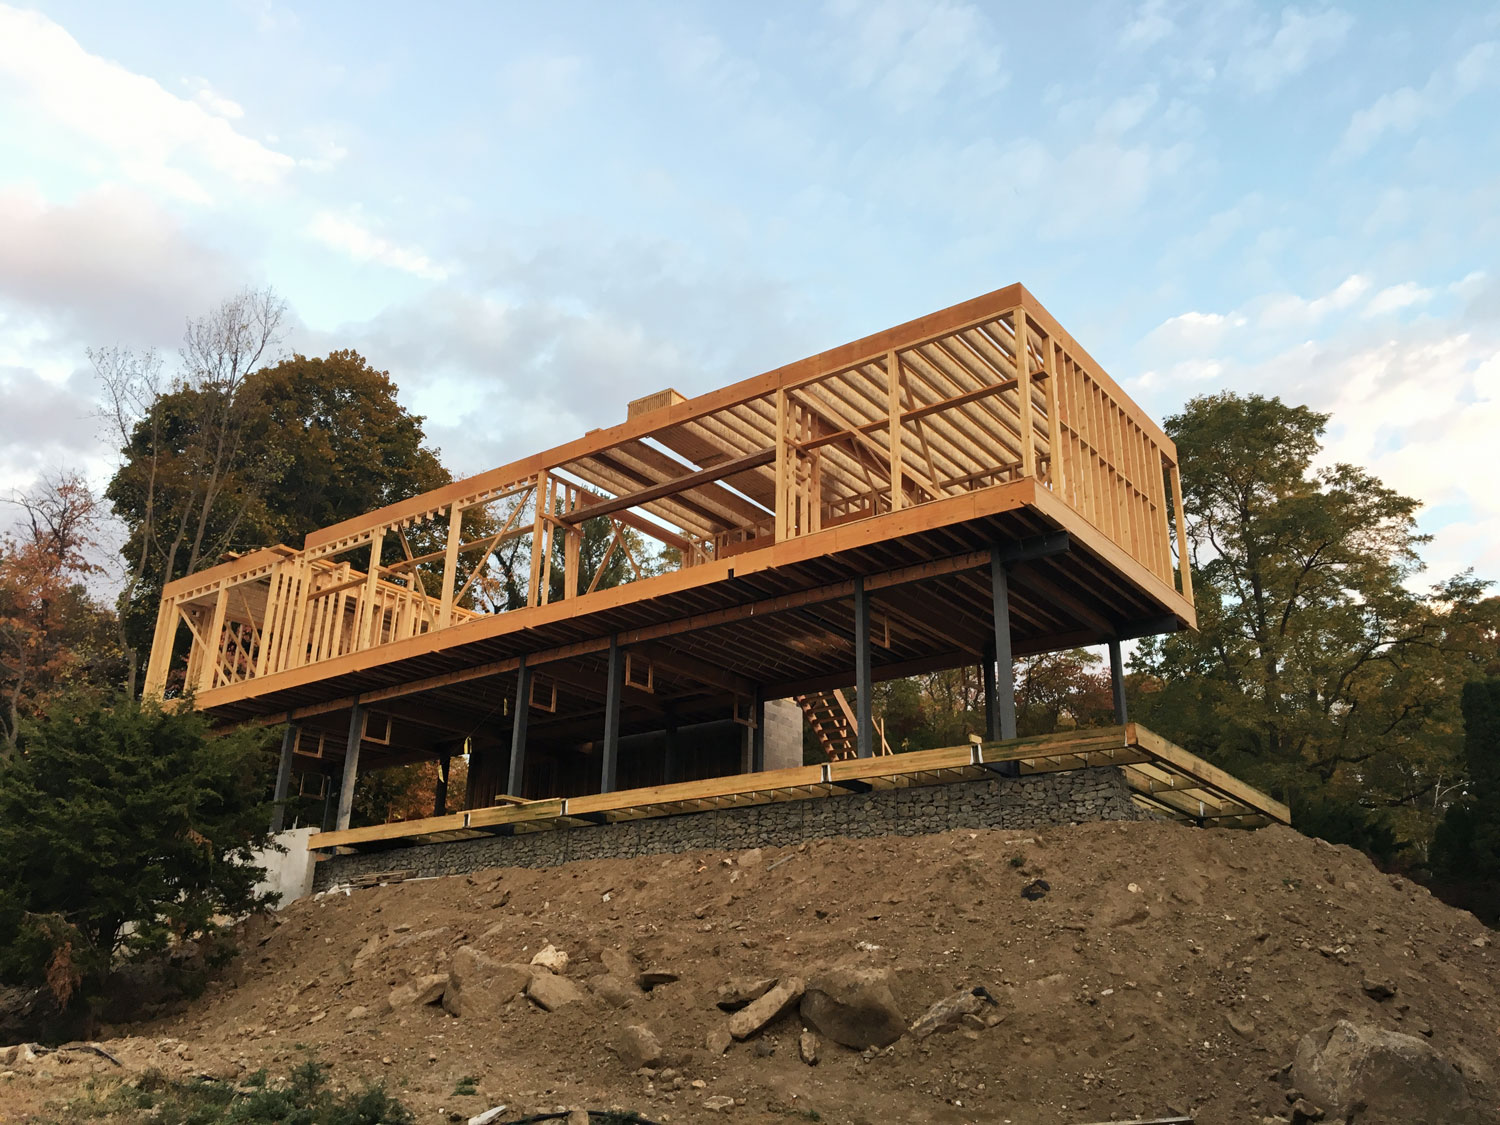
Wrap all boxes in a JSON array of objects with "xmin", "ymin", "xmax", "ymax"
[
  {"xmin": 637, "ymin": 969, "xmax": 679, "ymax": 991},
  {"xmin": 727, "ymin": 976, "xmax": 805, "ymax": 1039},
  {"xmin": 799, "ymin": 1029, "xmax": 820, "ymax": 1065},
  {"xmin": 601, "ymin": 947, "xmax": 637, "ymax": 979},
  {"xmin": 704, "ymin": 1095, "xmax": 736, "ymax": 1111},
  {"xmin": 468, "ymin": 1107, "xmax": 507, "ymax": 1125},
  {"xmin": 706, "ymin": 1027, "xmax": 733, "ymax": 1055},
  {"xmin": 614, "ymin": 1024, "xmax": 663, "ymax": 1071},
  {"xmin": 1291, "ymin": 1019, "xmax": 1477, "ymax": 1124},
  {"xmin": 589, "ymin": 974, "xmax": 643, "ymax": 1008},
  {"xmin": 387, "ymin": 972, "xmax": 449, "ymax": 1011},
  {"xmin": 799, "ymin": 965, "xmax": 906, "ymax": 1049},
  {"xmin": 527, "ymin": 969, "xmax": 587, "ymax": 1012},
  {"xmin": 716, "ymin": 977, "xmax": 777, "ymax": 1011},
  {"xmin": 442, "ymin": 947, "xmax": 531, "ymax": 1020},
  {"xmin": 530, "ymin": 943, "xmax": 569, "ymax": 973},
  {"xmin": 909, "ymin": 986, "xmax": 998, "ymax": 1039}
]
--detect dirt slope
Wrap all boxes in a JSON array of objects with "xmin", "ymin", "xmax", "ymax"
[{"xmin": 6, "ymin": 819, "xmax": 1499, "ymax": 1124}]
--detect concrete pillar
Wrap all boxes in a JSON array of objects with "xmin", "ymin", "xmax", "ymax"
[{"xmin": 988, "ymin": 549, "xmax": 1017, "ymax": 742}]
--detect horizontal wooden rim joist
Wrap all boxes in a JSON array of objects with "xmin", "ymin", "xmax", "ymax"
[{"xmin": 310, "ymin": 723, "xmax": 1289, "ymax": 854}]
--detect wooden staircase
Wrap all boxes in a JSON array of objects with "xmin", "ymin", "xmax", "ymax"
[{"xmin": 796, "ymin": 688, "xmax": 892, "ymax": 761}]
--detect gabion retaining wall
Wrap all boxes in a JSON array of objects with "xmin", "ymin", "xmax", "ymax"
[{"xmin": 312, "ymin": 766, "xmax": 1140, "ymax": 889}]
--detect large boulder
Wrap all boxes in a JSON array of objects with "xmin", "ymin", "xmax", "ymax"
[
  {"xmin": 1291, "ymin": 1020, "xmax": 1478, "ymax": 1125},
  {"xmin": 800, "ymin": 965, "xmax": 905, "ymax": 1049},
  {"xmin": 526, "ymin": 969, "xmax": 588, "ymax": 1012},
  {"xmin": 441, "ymin": 946, "xmax": 531, "ymax": 1019}
]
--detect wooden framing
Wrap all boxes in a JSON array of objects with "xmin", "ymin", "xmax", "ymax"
[
  {"xmin": 144, "ymin": 284, "xmax": 1201, "ymax": 803},
  {"xmin": 311, "ymin": 724, "xmax": 1288, "ymax": 852}
]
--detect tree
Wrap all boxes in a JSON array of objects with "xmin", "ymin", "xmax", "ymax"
[
  {"xmin": 1015, "ymin": 649, "xmax": 1114, "ymax": 736},
  {"xmin": 105, "ymin": 334, "xmax": 459, "ymax": 679},
  {"xmin": 1132, "ymin": 392, "xmax": 1488, "ymax": 850},
  {"xmin": 0, "ymin": 693, "xmax": 274, "ymax": 1014},
  {"xmin": 1430, "ymin": 679, "xmax": 1500, "ymax": 921},
  {"xmin": 0, "ymin": 476, "xmax": 118, "ymax": 755}
]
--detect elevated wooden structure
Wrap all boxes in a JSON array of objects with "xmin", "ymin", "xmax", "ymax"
[
  {"xmin": 312, "ymin": 725, "xmax": 1289, "ymax": 855},
  {"xmin": 144, "ymin": 284, "xmax": 1199, "ymax": 829}
]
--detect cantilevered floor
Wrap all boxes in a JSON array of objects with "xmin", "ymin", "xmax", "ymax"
[{"xmin": 146, "ymin": 283, "xmax": 1197, "ymax": 807}]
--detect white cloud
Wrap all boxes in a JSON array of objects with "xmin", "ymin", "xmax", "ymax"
[
  {"xmin": 1121, "ymin": 0, "xmax": 1175, "ymax": 49},
  {"xmin": 306, "ymin": 212, "xmax": 451, "ymax": 281},
  {"xmin": 0, "ymin": 5, "xmax": 295, "ymax": 203},
  {"xmin": 186, "ymin": 77, "xmax": 244, "ymax": 120},
  {"xmin": 1338, "ymin": 40, "xmax": 1499, "ymax": 158},
  {"xmin": 0, "ymin": 186, "xmax": 237, "ymax": 343},
  {"xmin": 1227, "ymin": 5, "xmax": 1354, "ymax": 94},
  {"xmin": 1364, "ymin": 282, "xmax": 1433, "ymax": 317},
  {"xmin": 1134, "ymin": 273, "xmax": 1500, "ymax": 584},
  {"xmin": 827, "ymin": 0, "xmax": 1006, "ymax": 110}
]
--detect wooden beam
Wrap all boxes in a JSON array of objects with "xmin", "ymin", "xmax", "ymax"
[{"xmin": 562, "ymin": 448, "xmax": 775, "ymax": 525}]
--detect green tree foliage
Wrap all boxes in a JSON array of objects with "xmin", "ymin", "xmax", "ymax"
[
  {"xmin": 1132, "ymin": 392, "xmax": 1488, "ymax": 851},
  {"xmin": 1431, "ymin": 679, "xmax": 1500, "ymax": 920},
  {"xmin": 0, "ymin": 694, "xmax": 274, "ymax": 1009},
  {"xmin": 106, "ymin": 339, "xmax": 456, "ymax": 674}
]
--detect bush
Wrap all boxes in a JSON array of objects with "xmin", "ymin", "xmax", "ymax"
[{"xmin": 0, "ymin": 692, "xmax": 275, "ymax": 1022}]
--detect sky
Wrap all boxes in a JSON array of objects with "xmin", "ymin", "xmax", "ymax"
[{"xmin": 1, "ymin": 0, "xmax": 1498, "ymax": 589}]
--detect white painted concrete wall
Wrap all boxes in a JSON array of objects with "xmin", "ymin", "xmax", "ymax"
[{"xmin": 251, "ymin": 827, "xmax": 320, "ymax": 908}]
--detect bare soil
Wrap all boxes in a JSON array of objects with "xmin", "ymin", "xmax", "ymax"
[{"xmin": 4, "ymin": 819, "xmax": 1499, "ymax": 1124}]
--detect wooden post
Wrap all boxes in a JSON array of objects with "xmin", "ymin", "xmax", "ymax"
[
  {"xmin": 269, "ymin": 715, "xmax": 298, "ymax": 834},
  {"xmin": 1043, "ymin": 337, "xmax": 1066, "ymax": 497},
  {"xmin": 887, "ymin": 349, "xmax": 904, "ymax": 511},
  {"xmin": 528, "ymin": 473, "xmax": 547, "ymax": 608},
  {"xmin": 1169, "ymin": 462, "xmax": 1194, "ymax": 602},
  {"xmin": 601, "ymin": 636, "xmax": 623, "ymax": 792},
  {"xmin": 773, "ymin": 388, "xmax": 789, "ymax": 542},
  {"xmin": 359, "ymin": 530, "xmax": 384, "ymax": 651},
  {"xmin": 507, "ymin": 656, "xmax": 531, "ymax": 798},
  {"xmin": 1109, "ymin": 639, "xmax": 1128, "ymax": 724},
  {"xmin": 336, "ymin": 700, "xmax": 365, "ymax": 831},
  {"xmin": 439, "ymin": 502, "xmax": 463, "ymax": 627},
  {"xmin": 988, "ymin": 548, "xmax": 1017, "ymax": 743},
  {"xmin": 1016, "ymin": 310, "xmax": 1036, "ymax": 479},
  {"xmin": 143, "ymin": 599, "xmax": 179, "ymax": 699},
  {"xmin": 854, "ymin": 577, "xmax": 873, "ymax": 759},
  {"xmin": 197, "ymin": 585, "xmax": 229, "ymax": 693}
]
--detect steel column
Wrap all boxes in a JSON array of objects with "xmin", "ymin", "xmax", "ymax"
[
  {"xmin": 854, "ymin": 577, "xmax": 874, "ymax": 758},
  {"xmin": 269, "ymin": 715, "xmax": 298, "ymax": 834},
  {"xmin": 507, "ymin": 656, "xmax": 531, "ymax": 797},
  {"xmin": 601, "ymin": 635, "xmax": 623, "ymax": 792},
  {"xmin": 335, "ymin": 700, "xmax": 365, "ymax": 831},
  {"xmin": 1109, "ymin": 639, "xmax": 1128, "ymax": 724}
]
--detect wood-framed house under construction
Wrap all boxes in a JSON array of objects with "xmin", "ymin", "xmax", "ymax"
[{"xmin": 145, "ymin": 283, "xmax": 1269, "ymax": 840}]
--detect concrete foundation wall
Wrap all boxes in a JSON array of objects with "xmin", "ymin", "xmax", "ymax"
[
  {"xmin": 253, "ymin": 827, "xmax": 320, "ymax": 907},
  {"xmin": 313, "ymin": 766, "xmax": 1140, "ymax": 890},
  {"xmin": 763, "ymin": 698, "xmax": 803, "ymax": 771}
]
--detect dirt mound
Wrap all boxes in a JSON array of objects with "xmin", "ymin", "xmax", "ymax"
[{"xmin": 5, "ymin": 819, "xmax": 1498, "ymax": 1124}]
